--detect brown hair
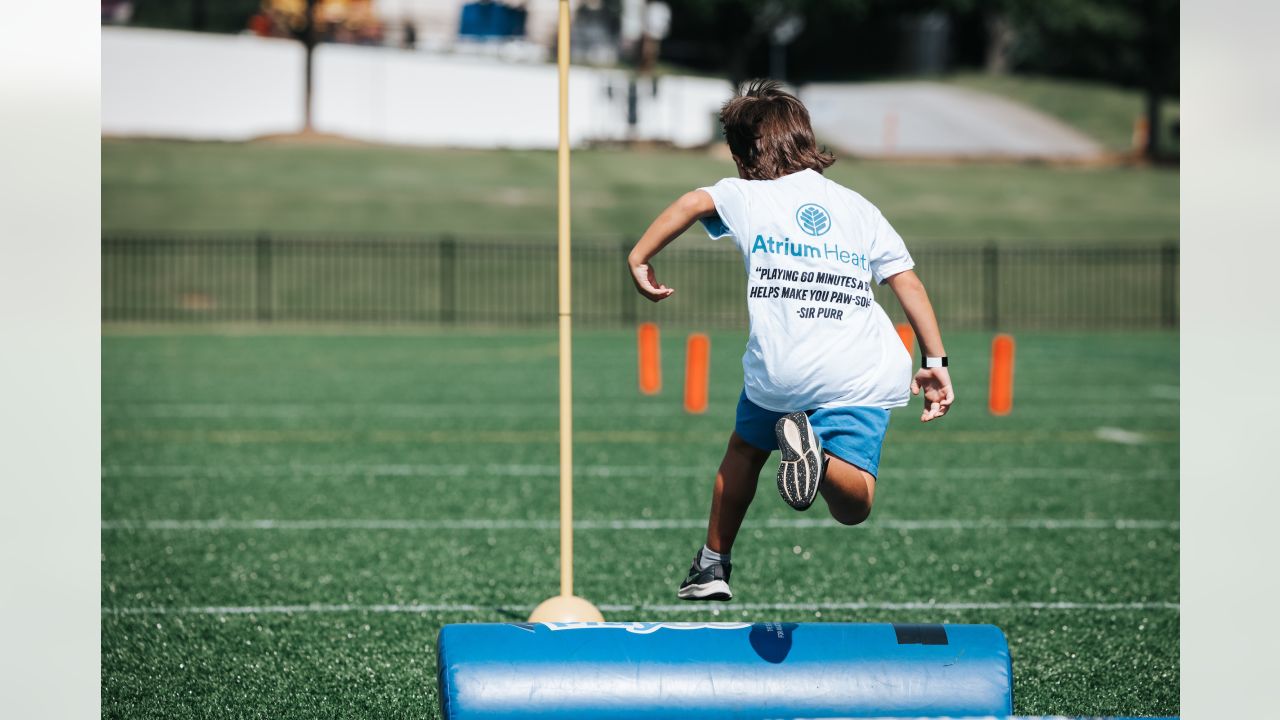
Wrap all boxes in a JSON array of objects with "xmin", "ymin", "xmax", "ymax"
[{"xmin": 719, "ymin": 79, "xmax": 835, "ymax": 181}]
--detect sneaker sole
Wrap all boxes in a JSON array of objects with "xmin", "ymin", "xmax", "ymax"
[
  {"xmin": 677, "ymin": 579, "xmax": 733, "ymax": 601},
  {"xmin": 775, "ymin": 411, "xmax": 822, "ymax": 511}
]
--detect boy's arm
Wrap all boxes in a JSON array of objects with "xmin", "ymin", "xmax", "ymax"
[
  {"xmin": 885, "ymin": 269, "xmax": 955, "ymax": 422},
  {"xmin": 627, "ymin": 190, "xmax": 717, "ymax": 302}
]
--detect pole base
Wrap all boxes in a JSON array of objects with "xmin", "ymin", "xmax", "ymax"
[{"xmin": 527, "ymin": 595, "xmax": 605, "ymax": 622}]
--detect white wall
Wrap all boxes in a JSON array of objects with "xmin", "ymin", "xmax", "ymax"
[
  {"xmin": 639, "ymin": 74, "xmax": 727, "ymax": 148},
  {"xmin": 312, "ymin": 44, "xmax": 625, "ymax": 148},
  {"xmin": 101, "ymin": 27, "xmax": 732, "ymax": 149},
  {"xmin": 102, "ymin": 28, "xmax": 305, "ymax": 140}
]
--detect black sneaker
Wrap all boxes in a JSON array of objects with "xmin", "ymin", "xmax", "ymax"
[
  {"xmin": 677, "ymin": 549, "xmax": 733, "ymax": 601},
  {"xmin": 775, "ymin": 411, "xmax": 824, "ymax": 511}
]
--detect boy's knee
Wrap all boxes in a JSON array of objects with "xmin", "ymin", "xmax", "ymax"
[{"xmin": 829, "ymin": 500, "xmax": 873, "ymax": 526}]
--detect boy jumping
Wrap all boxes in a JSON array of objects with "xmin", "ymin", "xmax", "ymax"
[{"xmin": 628, "ymin": 80, "xmax": 954, "ymax": 602}]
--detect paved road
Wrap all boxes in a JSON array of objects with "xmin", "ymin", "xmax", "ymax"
[{"xmin": 800, "ymin": 81, "xmax": 1104, "ymax": 160}]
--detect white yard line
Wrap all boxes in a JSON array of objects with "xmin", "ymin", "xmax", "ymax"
[
  {"xmin": 103, "ymin": 400, "xmax": 1176, "ymax": 419},
  {"xmin": 100, "ymin": 463, "xmax": 1177, "ymax": 481},
  {"xmin": 100, "ymin": 517, "xmax": 1178, "ymax": 531},
  {"xmin": 102, "ymin": 600, "xmax": 1179, "ymax": 616},
  {"xmin": 617, "ymin": 601, "xmax": 1181, "ymax": 613},
  {"xmin": 102, "ymin": 402, "xmax": 690, "ymax": 419},
  {"xmin": 1095, "ymin": 427, "xmax": 1150, "ymax": 445}
]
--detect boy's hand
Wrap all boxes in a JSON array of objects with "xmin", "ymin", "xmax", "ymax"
[
  {"xmin": 627, "ymin": 190, "xmax": 714, "ymax": 303},
  {"xmin": 911, "ymin": 367, "xmax": 954, "ymax": 422},
  {"xmin": 630, "ymin": 262, "xmax": 675, "ymax": 302}
]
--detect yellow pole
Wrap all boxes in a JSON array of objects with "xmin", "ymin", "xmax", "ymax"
[
  {"xmin": 527, "ymin": 0, "xmax": 602, "ymax": 623},
  {"xmin": 556, "ymin": 0, "xmax": 574, "ymax": 599}
]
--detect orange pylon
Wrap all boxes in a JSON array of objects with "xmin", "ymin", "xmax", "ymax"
[
  {"xmin": 637, "ymin": 322, "xmax": 661, "ymax": 395},
  {"xmin": 988, "ymin": 334, "xmax": 1015, "ymax": 416},
  {"xmin": 684, "ymin": 333, "xmax": 710, "ymax": 414},
  {"xmin": 896, "ymin": 323, "xmax": 915, "ymax": 354}
]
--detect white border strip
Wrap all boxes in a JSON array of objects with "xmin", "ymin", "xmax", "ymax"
[
  {"xmin": 100, "ymin": 517, "xmax": 1179, "ymax": 531},
  {"xmin": 101, "ymin": 463, "xmax": 1177, "ymax": 481},
  {"xmin": 102, "ymin": 600, "xmax": 1180, "ymax": 616}
]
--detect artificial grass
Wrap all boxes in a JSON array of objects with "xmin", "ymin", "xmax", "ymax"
[
  {"xmin": 101, "ymin": 328, "xmax": 1178, "ymax": 717},
  {"xmin": 102, "ymin": 140, "xmax": 1178, "ymax": 243}
]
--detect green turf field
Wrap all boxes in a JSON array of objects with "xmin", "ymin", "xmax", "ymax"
[
  {"xmin": 101, "ymin": 328, "xmax": 1178, "ymax": 718},
  {"xmin": 102, "ymin": 140, "xmax": 1178, "ymax": 243}
]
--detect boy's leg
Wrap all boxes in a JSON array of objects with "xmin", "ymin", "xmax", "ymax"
[
  {"xmin": 678, "ymin": 431, "xmax": 770, "ymax": 601},
  {"xmin": 705, "ymin": 431, "xmax": 772, "ymax": 553},
  {"xmin": 818, "ymin": 454, "xmax": 876, "ymax": 526}
]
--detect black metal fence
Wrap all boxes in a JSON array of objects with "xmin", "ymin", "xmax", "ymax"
[{"xmin": 102, "ymin": 235, "xmax": 1179, "ymax": 330}]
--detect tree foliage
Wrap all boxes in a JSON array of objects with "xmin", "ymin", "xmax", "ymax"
[
  {"xmin": 663, "ymin": 0, "xmax": 1178, "ymax": 92},
  {"xmin": 128, "ymin": 0, "xmax": 262, "ymax": 34}
]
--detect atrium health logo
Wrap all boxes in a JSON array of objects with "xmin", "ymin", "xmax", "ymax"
[{"xmin": 796, "ymin": 203, "xmax": 831, "ymax": 237}]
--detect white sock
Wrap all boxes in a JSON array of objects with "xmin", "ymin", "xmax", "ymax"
[{"xmin": 699, "ymin": 545, "xmax": 729, "ymax": 569}]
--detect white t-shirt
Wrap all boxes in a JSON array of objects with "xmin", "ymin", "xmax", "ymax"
[{"xmin": 699, "ymin": 168, "xmax": 914, "ymax": 412}]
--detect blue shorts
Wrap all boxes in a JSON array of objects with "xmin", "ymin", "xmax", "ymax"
[{"xmin": 735, "ymin": 390, "xmax": 891, "ymax": 477}]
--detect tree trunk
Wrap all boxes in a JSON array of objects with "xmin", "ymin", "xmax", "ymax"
[
  {"xmin": 1143, "ymin": 0, "xmax": 1163, "ymax": 160},
  {"xmin": 984, "ymin": 13, "xmax": 1014, "ymax": 75},
  {"xmin": 192, "ymin": 0, "xmax": 206, "ymax": 31},
  {"xmin": 303, "ymin": 0, "xmax": 318, "ymax": 133}
]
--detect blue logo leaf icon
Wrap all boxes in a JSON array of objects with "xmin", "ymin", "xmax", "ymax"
[{"xmin": 796, "ymin": 204, "xmax": 831, "ymax": 236}]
